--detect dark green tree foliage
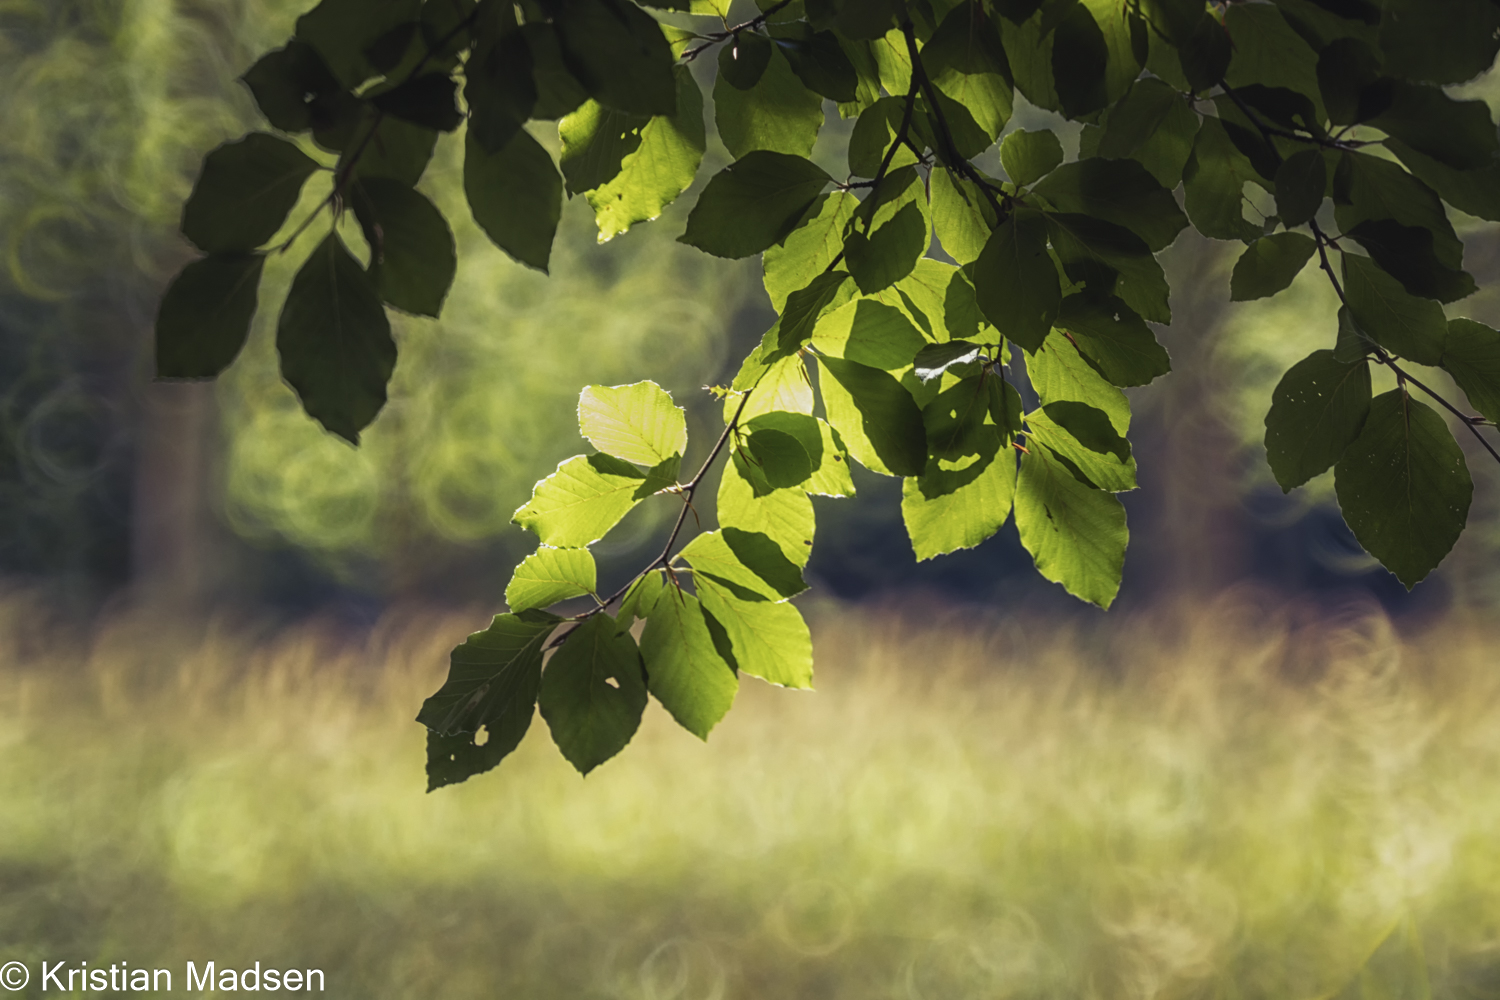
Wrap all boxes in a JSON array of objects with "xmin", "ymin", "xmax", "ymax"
[{"xmin": 157, "ymin": 0, "xmax": 1500, "ymax": 786}]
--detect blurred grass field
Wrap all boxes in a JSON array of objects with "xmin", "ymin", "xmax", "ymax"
[{"xmin": 2, "ymin": 589, "xmax": 1500, "ymax": 999}]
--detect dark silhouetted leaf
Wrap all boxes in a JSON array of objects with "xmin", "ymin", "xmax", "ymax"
[
  {"xmin": 972, "ymin": 208, "xmax": 1059, "ymax": 352},
  {"xmin": 555, "ymin": 0, "xmax": 677, "ymax": 116},
  {"xmin": 465, "ymin": 129, "xmax": 562, "ymax": 272},
  {"xmin": 420, "ymin": 609, "xmax": 559, "ymax": 789},
  {"xmin": 1231, "ymin": 232, "xmax": 1317, "ymax": 302},
  {"xmin": 1274, "ymin": 149, "xmax": 1326, "ymax": 229},
  {"xmin": 540, "ymin": 613, "xmax": 648, "ymax": 775},
  {"xmin": 1346, "ymin": 220, "xmax": 1476, "ymax": 304},
  {"xmin": 1264, "ymin": 349, "xmax": 1372, "ymax": 491},
  {"xmin": 1443, "ymin": 319, "xmax": 1500, "ymax": 425},
  {"xmin": 681, "ymin": 152, "xmax": 831, "ymax": 259},
  {"xmin": 1335, "ymin": 391, "xmax": 1472, "ymax": 588},
  {"xmin": 182, "ymin": 133, "xmax": 321, "ymax": 254},
  {"xmin": 1342, "ymin": 253, "xmax": 1448, "ymax": 365},
  {"xmin": 276, "ymin": 232, "xmax": 395, "ymax": 444},
  {"xmin": 155, "ymin": 254, "xmax": 265, "ymax": 379},
  {"xmin": 352, "ymin": 177, "xmax": 456, "ymax": 317}
]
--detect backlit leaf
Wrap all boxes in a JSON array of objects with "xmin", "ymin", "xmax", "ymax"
[
  {"xmin": 506, "ymin": 547, "xmax": 598, "ymax": 612},
  {"xmin": 1000, "ymin": 129, "xmax": 1064, "ymax": 188},
  {"xmin": 694, "ymin": 576, "xmax": 813, "ymax": 689},
  {"xmin": 578, "ymin": 382, "xmax": 687, "ymax": 467},
  {"xmin": 902, "ymin": 436, "xmax": 1018, "ymax": 560},
  {"xmin": 586, "ymin": 67, "xmax": 706, "ymax": 240},
  {"xmin": 715, "ymin": 45, "xmax": 823, "ymax": 159},
  {"xmin": 639, "ymin": 589, "xmax": 738, "ymax": 738},
  {"xmin": 972, "ymin": 208, "xmax": 1060, "ymax": 352},
  {"xmin": 816, "ymin": 354, "xmax": 927, "ymax": 477},
  {"xmin": 1015, "ymin": 441, "xmax": 1128, "ymax": 608},
  {"xmin": 514, "ymin": 453, "xmax": 678, "ymax": 548}
]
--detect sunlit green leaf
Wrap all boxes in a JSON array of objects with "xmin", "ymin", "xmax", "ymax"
[
  {"xmin": 507, "ymin": 547, "xmax": 598, "ymax": 612},
  {"xmin": 639, "ymin": 589, "xmax": 738, "ymax": 738},
  {"xmin": 578, "ymin": 382, "xmax": 687, "ymax": 467},
  {"xmin": 718, "ymin": 454, "xmax": 816, "ymax": 567},
  {"xmin": 902, "ymin": 436, "xmax": 1018, "ymax": 560},
  {"xmin": 930, "ymin": 168, "xmax": 998, "ymax": 265},
  {"xmin": 694, "ymin": 576, "xmax": 813, "ymax": 689},
  {"xmin": 1015, "ymin": 441, "xmax": 1127, "ymax": 608},
  {"xmin": 680, "ymin": 528, "xmax": 807, "ymax": 601},
  {"xmin": 514, "ymin": 453, "xmax": 678, "ymax": 548},
  {"xmin": 1027, "ymin": 331, "xmax": 1132, "ymax": 435},
  {"xmin": 844, "ymin": 167, "xmax": 932, "ymax": 294},
  {"xmin": 764, "ymin": 191, "xmax": 857, "ymax": 312},
  {"xmin": 351, "ymin": 177, "xmax": 456, "ymax": 317},
  {"xmin": 715, "ymin": 45, "xmax": 823, "ymax": 159},
  {"xmin": 816, "ymin": 354, "xmax": 927, "ymax": 476},
  {"xmin": 1026, "ymin": 400, "xmax": 1136, "ymax": 492},
  {"xmin": 587, "ymin": 66, "xmax": 706, "ymax": 241}
]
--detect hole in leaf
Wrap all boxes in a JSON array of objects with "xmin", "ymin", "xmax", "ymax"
[{"xmin": 605, "ymin": 677, "xmax": 620, "ymax": 689}]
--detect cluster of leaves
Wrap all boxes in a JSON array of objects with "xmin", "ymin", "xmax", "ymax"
[{"xmin": 155, "ymin": 0, "xmax": 1500, "ymax": 786}]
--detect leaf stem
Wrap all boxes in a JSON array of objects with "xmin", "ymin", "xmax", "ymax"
[{"xmin": 899, "ymin": 21, "xmax": 1009, "ymax": 221}]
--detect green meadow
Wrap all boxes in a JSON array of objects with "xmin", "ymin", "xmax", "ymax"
[{"xmin": 3, "ymin": 589, "xmax": 1499, "ymax": 998}]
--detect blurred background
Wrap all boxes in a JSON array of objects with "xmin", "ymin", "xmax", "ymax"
[{"xmin": 3, "ymin": 1, "xmax": 1500, "ymax": 997}]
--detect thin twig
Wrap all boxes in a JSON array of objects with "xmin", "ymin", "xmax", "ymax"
[
  {"xmin": 681, "ymin": 0, "xmax": 795, "ymax": 61},
  {"xmin": 899, "ymin": 21, "xmax": 1009, "ymax": 222},
  {"xmin": 275, "ymin": 6, "xmax": 482, "ymax": 253},
  {"xmin": 1309, "ymin": 221, "xmax": 1500, "ymax": 465},
  {"xmin": 546, "ymin": 391, "xmax": 756, "ymax": 649}
]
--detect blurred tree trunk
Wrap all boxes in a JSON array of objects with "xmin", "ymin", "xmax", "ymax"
[
  {"xmin": 130, "ymin": 381, "xmax": 225, "ymax": 609},
  {"xmin": 1125, "ymin": 234, "xmax": 1255, "ymax": 599}
]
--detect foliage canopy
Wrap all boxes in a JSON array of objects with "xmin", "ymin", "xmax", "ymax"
[{"xmin": 156, "ymin": 0, "xmax": 1500, "ymax": 787}]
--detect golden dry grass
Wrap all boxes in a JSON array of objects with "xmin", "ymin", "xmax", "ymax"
[{"xmin": 1, "ymin": 586, "xmax": 1499, "ymax": 999}]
